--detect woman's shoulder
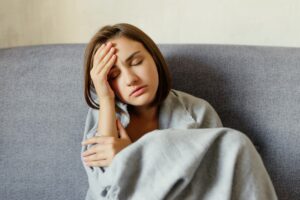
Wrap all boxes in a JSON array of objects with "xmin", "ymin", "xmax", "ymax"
[
  {"xmin": 169, "ymin": 89, "xmax": 211, "ymax": 108},
  {"xmin": 169, "ymin": 89, "xmax": 223, "ymax": 128}
]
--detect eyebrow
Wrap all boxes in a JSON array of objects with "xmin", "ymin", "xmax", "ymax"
[
  {"xmin": 125, "ymin": 50, "xmax": 141, "ymax": 63},
  {"xmin": 112, "ymin": 50, "xmax": 141, "ymax": 69}
]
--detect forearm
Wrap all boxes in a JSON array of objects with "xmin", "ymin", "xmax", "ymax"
[{"xmin": 97, "ymin": 98, "xmax": 118, "ymax": 138}]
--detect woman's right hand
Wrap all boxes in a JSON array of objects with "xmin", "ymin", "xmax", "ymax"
[{"xmin": 90, "ymin": 41, "xmax": 117, "ymax": 100}]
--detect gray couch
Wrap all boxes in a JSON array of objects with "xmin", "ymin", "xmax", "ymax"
[{"xmin": 0, "ymin": 43, "xmax": 299, "ymax": 199}]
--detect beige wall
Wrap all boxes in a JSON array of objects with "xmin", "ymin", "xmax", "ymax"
[{"xmin": 1, "ymin": 0, "xmax": 300, "ymax": 48}]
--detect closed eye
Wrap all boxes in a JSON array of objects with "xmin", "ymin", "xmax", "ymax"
[
  {"xmin": 109, "ymin": 60, "xmax": 143, "ymax": 80},
  {"xmin": 132, "ymin": 60, "xmax": 143, "ymax": 66}
]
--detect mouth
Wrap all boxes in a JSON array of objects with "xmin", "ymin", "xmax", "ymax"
[{"xmin": 130, "ymin": 85, "xmax": 147, "ymax": 97}]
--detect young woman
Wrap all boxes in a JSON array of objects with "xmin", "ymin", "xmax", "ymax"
[
  {"xmin": 81, "ymin": 23, "xmax": 224, "ymax": 168},
  {"xmin": 80, "ymin": 23, "xmax": 277, "ymax": 199}
]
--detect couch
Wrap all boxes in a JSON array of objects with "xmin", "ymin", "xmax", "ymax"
[{"xmin": 0, "ymin": 43, "xmax": 299, "ymax": 199}]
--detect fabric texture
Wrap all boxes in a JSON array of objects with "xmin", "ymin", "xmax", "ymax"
[
  {"xmin": 81, "ymin": 89, "xmax": 277, "ymax": 199},
  {"xmin": 1, "ymin": 44, "xmax": 297, "ymax": 200},
  {"xmin": 86, "ymin": 128, "xmax": 277, "ymax": 200}
]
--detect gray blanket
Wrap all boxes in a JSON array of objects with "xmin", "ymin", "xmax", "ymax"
[{"xmin": 83, "ymin": 127, "xmax": 278, "ymax": 200}]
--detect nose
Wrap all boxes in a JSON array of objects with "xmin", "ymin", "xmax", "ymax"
[{"xmin": 123, "ymin": 68, "xmax": 139, "ymax": 86}]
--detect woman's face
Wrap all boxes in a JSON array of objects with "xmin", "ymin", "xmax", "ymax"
[{"xmin": 107, "ymin": 37, "xmax": 159, "ymax": 107}]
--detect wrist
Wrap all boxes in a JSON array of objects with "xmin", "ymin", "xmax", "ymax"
[{"xmin": 99, "ymin": 97, "xmax": 115, "ymax": 104}]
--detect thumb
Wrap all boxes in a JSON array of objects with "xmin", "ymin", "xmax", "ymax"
[{"xmin": 116, "ymin": 119, "xmax": 130, "ymax": 140}]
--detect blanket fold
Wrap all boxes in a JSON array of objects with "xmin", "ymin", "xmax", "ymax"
[{"xmin": 83, "ymin": 127, "xmax": 278, "ymax": 200}]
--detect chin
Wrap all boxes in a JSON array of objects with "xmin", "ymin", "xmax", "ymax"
[{"xmin": 128, "ymin": 92, "xmax": 155, "ymax": 107}]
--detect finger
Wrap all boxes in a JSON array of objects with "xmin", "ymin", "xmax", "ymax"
[
  {"xmin": 92, "ymin": 43, "xmax": 106, "ymax": 70},
  {"xmin": 116, "ymin": 119, "xmax": 123, "ymax": 130},
  {"xmin": 83, "ymin": 151, "xmax": 106, "ymax": 162},
  {"xmin": 81, "ymin": 142, "xmax": 113, "ymax": 157},
  {"xmin": 81, "ymin": 137, "xmax": 98, "ymax": 146},
  {"xmin": 85, "ymin": 159, "xmax": 110, "ymax": 167},
  {"xmin": 99, "ymin": 54, "xmax": 117, "ymax": 78},
  {"xmin": 116, "ymin": 119, "xmax": 124, "ymax": 133},
  {"xmin": 81, "ymin": 146, "xmax": 97, "ymax": 157},
  {"xmin": 93, "ymin": 43, "xmax": 106, "ymax": 66},
  {"xmin": 94, "ymin": 42, "xmax": 113, "ymax": 70},
  {"xmin": 96, "ymin": 47, "xmax": 116, "ymax": 74},
  {"xmin": 82, "ymin": 145, "xmax": 105, "ymax": 157},
  {"xmin": 81, "ymin": 136, "xmax": 109, "ymax": 146},
  {"xmin": 94, "ymin": 42, "xmax": 110, "ymax": 64}
]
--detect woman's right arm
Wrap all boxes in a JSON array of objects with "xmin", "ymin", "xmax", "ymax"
[
  {"xmin": 90, "ymin": 41, "xmax": 119, "ymax": 137},
  {"xmin": 97, "ymin": 97, "xmax": 118, "ymax": 138}
]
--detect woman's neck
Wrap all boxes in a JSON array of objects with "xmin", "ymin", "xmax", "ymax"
[
  {"xmin": 128, "ymin": 104, "xmax": 159, "ymax": 121},
  {"xmin": 126, "ymin": 104, "xmax": 160, "ymax": 142}
]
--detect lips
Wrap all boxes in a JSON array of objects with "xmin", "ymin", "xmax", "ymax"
[{"xmin": 130, "ymin": 85, "xmax": 147, "ymax": 96}]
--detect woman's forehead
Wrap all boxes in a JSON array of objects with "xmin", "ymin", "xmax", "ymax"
[
  {"xmin": 110, "ymin": 41, "xmax": 146, "ymax": 62},
  {"xmin": 109, "ymin": 37, "xmax": 144, "ymax": 52},
  {"xmin": 112, "ymin": 50, "xmax": 142, "ymax": 69}
]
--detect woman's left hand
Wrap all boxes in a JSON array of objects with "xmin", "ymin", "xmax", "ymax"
[{"xmin": 81, "ymin": 119, "xmax": 132, "ymax": 167}]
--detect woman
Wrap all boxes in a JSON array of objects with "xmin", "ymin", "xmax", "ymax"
[
  {"xmin": 80, "ymin": 23, "xmax": 277, "ymax": 199},
  {"xmin": 81, "ymin": 23, "xmax": 223, "ymax": 167}
]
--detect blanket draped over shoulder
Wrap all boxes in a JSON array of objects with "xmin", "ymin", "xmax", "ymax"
[{"xmin": 82, "ymin": 128, "xmax": 278, "ymax": 200}]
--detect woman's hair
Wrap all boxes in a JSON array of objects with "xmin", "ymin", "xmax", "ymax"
[{"xmin": 83, "ymin": 23, "xmax": 172, "ymax": 110}]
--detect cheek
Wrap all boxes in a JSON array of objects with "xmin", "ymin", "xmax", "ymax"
[{"xmin": 146, "ymin": 64, "xmax": 159, "ymax": 82}]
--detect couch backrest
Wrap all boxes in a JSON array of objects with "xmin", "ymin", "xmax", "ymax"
[{"xmin": 0, "ymin": 44, "xmax": 299, "ymax": 199}]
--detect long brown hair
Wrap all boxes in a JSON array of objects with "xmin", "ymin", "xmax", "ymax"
[{"xmin": 83, "ymin": 23, "xmax": 172, "ymax": 110}]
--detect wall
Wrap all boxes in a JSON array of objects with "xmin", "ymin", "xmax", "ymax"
[{"xmin": 1, "ymin": 0, "xmax": 299, "ymax": 48}]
